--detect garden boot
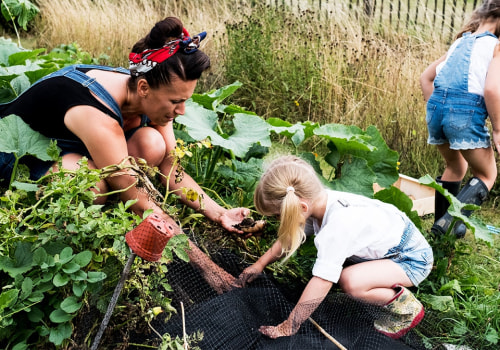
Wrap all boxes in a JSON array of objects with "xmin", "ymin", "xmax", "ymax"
[
  {"xmin": 374, "ymin": 285, "xmax": 424, "ymax": 339},
  {"xmin": 432, "ymin": 177, "xmax": 488, "ymax": 238},
  {"xmin": 433, "ymin": 176, "xmax": 461, "ymax": 223}
]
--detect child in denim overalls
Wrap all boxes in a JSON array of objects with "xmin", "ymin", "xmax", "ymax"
[
  {"xmin": 420, "ymin": 0, "xmax": 500, "ymax": 237},
  {"xmin": 0, "ymin": 17, "xmax": 250, "ymax": 236},
  {"xmin": 237, "ymin": 155, "xmax": 433, "ymax": 339}
]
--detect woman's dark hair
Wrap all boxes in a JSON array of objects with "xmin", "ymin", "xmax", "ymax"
[{"xmin": 128, "ymin": 16, "xmax": 210, "ymax": 90}]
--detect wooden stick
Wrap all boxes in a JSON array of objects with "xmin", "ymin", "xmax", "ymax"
[
  {"xmin": 308, "ymin": 317, "xmax": 348, "ymax": 350},
  {"xmin": 182, "ymin": 302, "xmax": 188, "ymax": 350}
]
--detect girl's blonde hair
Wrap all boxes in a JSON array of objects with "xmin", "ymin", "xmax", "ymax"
[
  {"xmin": 254, "ymin": 155, "xmax": 324, "ymax": 261},
  {"xmin": 457, "ymin": 0, "xmax": 500, "ymax": 38}
]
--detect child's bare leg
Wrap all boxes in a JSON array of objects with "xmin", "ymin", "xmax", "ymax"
[{"xmin": 338, "ymin": 259, "xmax": 412, "ymax": 304}]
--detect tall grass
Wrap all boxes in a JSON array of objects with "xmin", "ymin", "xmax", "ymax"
[{"xmin": 28, "ymin": 0, "xmax": 492, "ymax": 183}]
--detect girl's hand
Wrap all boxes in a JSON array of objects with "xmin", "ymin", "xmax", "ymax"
[
  {"xmin": 236, "ymin": 264, "xmax": 263, "ymax": 287},
  {"xmin": 219, "ymin": 207, "xmax": 251, "ymax": 234},
  {"xmin": 259, "ymin": 320, "xmax": 297, "ymax": 339}
]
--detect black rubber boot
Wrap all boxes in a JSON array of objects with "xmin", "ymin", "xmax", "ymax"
[
  {"xmin": 433, "ymin": 176, "xmax": 461, "ymax": 223},
  {"xmin": 432, "ymin": 177, "xmax": 489, "ymax": 237}
]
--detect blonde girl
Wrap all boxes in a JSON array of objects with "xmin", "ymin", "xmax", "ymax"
[{"xmin": 239, "ymin": 155, "xmax": 433, "ymax": 339}]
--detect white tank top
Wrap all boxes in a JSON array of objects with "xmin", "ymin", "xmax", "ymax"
[{"xmin": 436, "ymin": 33, "xmax": 498, "ymax": 96}]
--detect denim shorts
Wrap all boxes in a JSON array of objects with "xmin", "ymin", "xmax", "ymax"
[
  {"xmin": 426, "ymin": 89, "xmax": 491, "ymax": 150},
  {"xmin": 383, "ymin": 221, "xmax": 433, "ymax": 286}
]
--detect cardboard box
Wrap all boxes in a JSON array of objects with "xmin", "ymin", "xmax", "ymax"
[{"xmin": 374, "ymin": 174, "xmax": 435, "ymax": 216}]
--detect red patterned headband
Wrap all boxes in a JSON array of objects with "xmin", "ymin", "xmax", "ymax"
[{"xmin": 129, "ymin": 28, "xmax": 207, "ymax": 77}]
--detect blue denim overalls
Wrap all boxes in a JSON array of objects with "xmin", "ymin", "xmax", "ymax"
[
  {"xmin": 0, "ymin": 64, "xmax": 149, "ymax": 181},
  {"xmin": 426, "ymin": 32, "xmax": 494, "ymax": 149}
]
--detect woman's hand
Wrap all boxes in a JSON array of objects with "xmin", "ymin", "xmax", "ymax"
[
  {"xmin": 219, "ymin": 207, "xmax": 251, "ymax": 234},
  {"xmin": 259, "ymin": 319, "xmax": 297, "ymax": 339}
]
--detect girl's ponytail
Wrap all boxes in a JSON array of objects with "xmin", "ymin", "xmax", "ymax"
[
  {"xmin": 278, "ymin": 187, "xmax": 306, "ymax": 261},
  {"xmin": 254, "ymin": 155, "xmax": 324, "ymax": 262}
]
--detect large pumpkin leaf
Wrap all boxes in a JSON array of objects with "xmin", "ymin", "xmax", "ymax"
[
  {"xmin": 351, "ymin": 125, "xmax": 399, "ymax": 188},
  {"xmin": 0, "ymin": 114, "xmax": 55, "ymax": 160},
  {"xmin": 329, "ymin": 156, "xmax": 376, "ymax": 197},
  {"xmin": 190, "ymin": 81, "xmax": 243, "ymax": 110},
  {"xmin": 314, "ymin": 123, "xmax": 375, "ymax": 154},
  {"xmin": 177, "ymin": 102, "xmax": 271, "ymax": 158}
]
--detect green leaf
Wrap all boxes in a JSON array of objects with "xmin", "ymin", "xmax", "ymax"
[
  {"xmin": 49, "ymin": 322, "xmax": 72, "ymax": 345},
  {"xmin": 27, "ymin": 306, "xmax": 44, "ymax": 323},
  {"xmin": 177, "ymin": 106, "xmax": 271, "ymax": 158},
  {"xmin": 20, "ymin": 277, "xmax": 33, "ymax": 300},
  {"xmin": 58, "ymin": 247, "xmax": 74, "ymax": 264},
  {"xmin": 60, "ymin": 296, "xmax": 82, "ymax": 313},
  {"xmin": 49, "ymin": 309, "xmax": 73, "ymax": 323},
  {"xmin": 267, "ymin": 119, "xmax": 319, "ymax": 147},
  {"xmin": 357, "ymin": 126, "xmax": 399, "ymax": 188},
  {"xmin": 7, "ymin": 48, "xmax": 45, "ymax": 66},
  {"xmin": 87, "ymin": 271, "xmax": 107, "ymax": 283},
  {"xmin": 0, "ymin": 241, "xmax": 33, "ymax": 277},
  {"xmin": 174, "ymin": 247, "xmax": 189, "ymax": 262},
  {"xmin": 24, "ymin": 67, "xmax": 57, "ymax": 85},
  {"xmin": 0, "ymin": 289, "xmax": 19, "ymax": 311},
  {"xmin": 314, "ymin": 124, "xmax": 375, "ymax": 154},
  {"xmin": 422, "ymin": 294, "xmax": 455, "ymax": 312},
  {"xmin": 32, "ymin": 247, "xmax": 48, "ymax": 266},
  {"xmin": 73, "ymin": 251, "xmax": 92, "ymax": 267},
  {"xmin": 11, "ymin": 181, "xmax": 39, "ymax": 192},
  {"xmin": 330, "ymin": 156, "xmax": 376, "ymax": 197},
  {"xmin": 53, "ymin": 273, "xmax": 70, "ymax": 287},
  {"xmin": 72, "ymin": 281, "xmax": 87, "ymax": 297},
  {"xmin": 62, "ymin": 262, "xmax": 80, "ymax": 274},
  {"xmin": 0, "ymin": 114, "xmax": 59, "ymax": 160},
  {"xmin": 0, "ymin": 37, "xmax": 22, "ymax": 65},
  {"xmin": 485, "ymin": 326, "xmax": 499, "ymax": 345},
  {"xmin": 190, "ymin": 81, "xmax": 242, "ymax": 110}
]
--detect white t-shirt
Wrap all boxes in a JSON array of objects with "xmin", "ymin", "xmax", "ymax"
[
  {"xmin": 435, "ymin": 33, "xmax": 498, "ymax": 96},
  {"xmin": 307, "ymin": 189, "xmax": 406, "ymax": 283}
]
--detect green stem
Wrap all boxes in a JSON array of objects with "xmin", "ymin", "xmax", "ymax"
[
  {"xmin": 1, "ymin": 0, "xmax": 22, "ymax": 47},
  {"xmin": 7, "ymin": 154, "xmax": 19, "ymax": 190}
]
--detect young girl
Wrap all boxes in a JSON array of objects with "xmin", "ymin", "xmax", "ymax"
[
  {"xmin": 420, "ymin": 0, "xmax": 500, "ymax": 237},
  {"xmin": 239, "ymin": 155, "xmax": 433, "ymax": 339}
]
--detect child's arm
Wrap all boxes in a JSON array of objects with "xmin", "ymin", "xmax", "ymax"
[
  {"xmin": 237, "ymin": 240, "xmax": 284, "ymax": 286},
  {"xmin": 259, "ymin": 276, "xmax": 333, "ymax": 338},
  {"xmin": 484, "ymin": 44, "xmax": 500, "ymax": 154},
  {"xmin": 419, "ymin": 54, "xmax": 446, "ymax": 101}
]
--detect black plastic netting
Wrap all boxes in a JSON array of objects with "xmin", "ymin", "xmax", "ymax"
[{"xmin": 122, "ymin": 246, "xmax": 433, "ymax": 350}]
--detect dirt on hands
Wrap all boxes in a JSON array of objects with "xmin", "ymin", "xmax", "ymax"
[{"xmin": 233, "ymin": 217, "xmax": 266, "ymax": 234}]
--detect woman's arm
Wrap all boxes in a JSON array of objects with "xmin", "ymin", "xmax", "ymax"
[
  {"xmin": 259, "ymin": 276, "xmax": 333, "ymax": 338},
  {"xmin": 64, "ymin": 106, "xmax": 178, "ymax": 223},
  {"xmin": 157, "ymin": 122, "xmax": 249, "ymax": 233},
  {"xmin": 420, "ymin": 54, "xmax": 446, "ymax": 102}
]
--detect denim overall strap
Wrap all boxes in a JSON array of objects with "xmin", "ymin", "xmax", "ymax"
[
  {"xmin": 434, "ymin": 32, "xmax": 497, "ymax": 91},
  {"xmin": 383, "ymin": 216, "xmax": 414, "ymax": 257},
  {"xmin": 35, "ymin": 64, "xmax": 129, "ymax": 126}
]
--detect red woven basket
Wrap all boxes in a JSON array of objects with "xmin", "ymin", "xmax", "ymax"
[{"xmin": 125, "ymin": 214, "xmax": 174, "ymax": 262}]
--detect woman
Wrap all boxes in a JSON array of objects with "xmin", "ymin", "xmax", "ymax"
[{"xmin": 0, "ymin": 17, "xmax": 249, "ymax": 235}]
